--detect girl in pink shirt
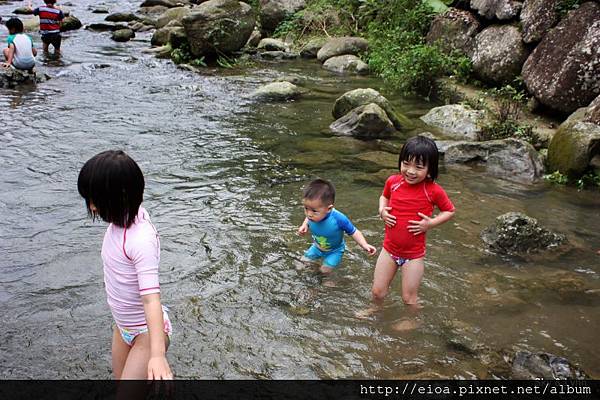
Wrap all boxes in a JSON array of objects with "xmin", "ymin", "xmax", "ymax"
[{"xmin": 78, "ymin": 150, "xmax": 173, "ymax": 380}]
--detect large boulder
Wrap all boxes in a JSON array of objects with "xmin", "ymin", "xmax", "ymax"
[
  {"xmin": 426, "ymin": 8, "xmax": 480, "ymax": 57},
  {"xmin": 156, "ymin": 6, "xmax": 191, "ymax": 28},
  {"xmin": 252, "ymin": 81, "xmax": 304, "ymax": 101},
  {"xmin": 438, "ymin": 138, "xmax": 544, "ymax": 183},
  {"xmin": 60, "ymin": 15, "xmax": 82, "ymax": 32},
  {"xmin": 141, "ymin": 0, "xmax": 189, "ymax": 7},
  {"xmin": 481, "ymin": 212, "xmax": 566, "ymax": 255},
  {"xmin": 0, "ymin": 67, "xmax": 49, "ymax": 88},
  {"xmin": 257, "ymin": 38, "xmax": 289, "ymax": 52},
  {"xmin": 182, "ymin": 0, "xmax": 255, "ymax": 57},
  {"xmin": 316, "ymin": 36, "xmax": 368, "ymax": 62},
  {"xmin": 520, "ymin": 0, "xmax": 559, "ymax": 43},
  {"xmin": 259, "ymin": 0, "xmax": 306, "ymax": 33},
  {"xmin": 322, "ymin": 55, "xmax": 369, "ymax": 75},
  {"xmin": 471, "ymin": 25, "xmax": 529, "ymax": 85},
  {"xmin": 330, "ymin": 103, "xmax": 395, "ymax": 139},
  {"xmin": 583, "ymin": 94, "xmax": 600, "ymax": 125},
  {"xmin": 546, "ymin": 105, "xmax": 600, "ymax": 178},
  {"xmin": 470, "ymin": 0, "xmax": 522, "ymax": 20},
  {"xmin": 333, "ymin": 88, "xmax": 411, "ymax": 130},
  {"xmin": 299, "ymin": 37, "xmax": 326, "ymax": 58},
  {"xmin": 420, "ymin": 104, "xmax": 487, "ymax": 141},
  {"xmin": 522, "ymin": 2, "xmax": 600, "ymax": 114}
]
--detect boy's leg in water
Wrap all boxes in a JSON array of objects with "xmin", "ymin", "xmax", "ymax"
[
  {"xmin": 355, "ymin": 249, "xmax": 398, "ymax": 318},
  {"xmin": 112, "ymin": 327, "xmax": 131, "ymax": 379}
]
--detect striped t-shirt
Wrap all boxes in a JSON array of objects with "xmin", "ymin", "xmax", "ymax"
[
  {"xmin": 101, "ymin": 207, "xmax": 162, "ymax": 328},
  {"xmin": 32, "ymin": 5, "xmax": 64, "ymax": 35}
]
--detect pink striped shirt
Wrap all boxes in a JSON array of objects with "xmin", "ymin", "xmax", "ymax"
[{"xmin": 101, "ymin": 207, "xmax": 161, "ymax": 328}]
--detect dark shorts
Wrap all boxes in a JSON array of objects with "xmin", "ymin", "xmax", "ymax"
[{"xmin": 41, "ymin": 33, "xmax": 61, "ymax": 49}]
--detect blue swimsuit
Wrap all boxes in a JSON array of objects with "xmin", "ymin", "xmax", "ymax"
[{"xmin": 304, "ymin": 209, "xmax": 356, "ymax": 268}]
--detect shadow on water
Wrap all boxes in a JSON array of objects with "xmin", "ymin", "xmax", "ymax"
[{"xmin": 0, "ymin": 0, "xmax": 599, "ymax": 380}]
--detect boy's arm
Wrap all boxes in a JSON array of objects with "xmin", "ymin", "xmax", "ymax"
[
  {"xmin": 378, "ymin": 195, "xmax": 396, "ymax": 227},
  {"xmin": 297, "ymin": 217, "xmax": 309, "ymax": 235},
  {"xmin": 407, "ymin": 210, "xmax": 455, "ymax": 235},
  {"xmin": 3, "ymin": 44, "xmax": 15, "ymax": 67},
  {"xmin": 142, "ymin": 293, "xmax": 173, "ymax": 380},
  {"xmin": 351, "ymin": 229, "xmax": 376, "ymax": 255}
]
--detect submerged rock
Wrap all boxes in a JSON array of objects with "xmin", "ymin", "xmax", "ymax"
[
  {"xmin": 330, "ymin": 103, "xmax": 395, "ymax": 139},
  {"xmin": 333, "ymin": 88, "xmax": 411, "ymax": 130},
  {"xmin": 112, "ymin": 28, "xmax": 135, "ymax": 42},
  {"xmin": 105, "ymin": 12, "xmax": 139, "ymax": 23},
  {"xmin": 87, "ymin": 23, "xmax": 129, "ymax": 32},
  {"xmin": 60, "ymin": 16, "xmax": 82, "ymax": 32},
  {"xmin": 511, "ymin": 351, "xmax": 588, "ymax": 379},
  {"xmin": 252, "ymin": 81, "xmax": 304, "ymax": 101},
  {"xmin": 0, "ymin": 67, "xmax": 49, "ymax": 88},
  {"xmin": 481, "ymin": 212, "xmax": 566, "ymax": 255}
]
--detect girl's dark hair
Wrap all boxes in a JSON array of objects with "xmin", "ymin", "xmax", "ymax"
[
  {"xmin": 77, "ymin": 150, "xmax": 144, "ymax": 228},
  {"xmin": 6, "ymin": 18, "xmax": 24, "ymax": 33},
  {"xmin": 303, "ymin": 178, "xmax": 335, "ymax": 205},
  {"xmin": 398, "ymin": 136, "xmax": 440, "ymax": 181}
]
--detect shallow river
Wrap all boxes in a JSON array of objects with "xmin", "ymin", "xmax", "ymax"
[{"xmin": 1, "ymin": 0, "xmax": 599, "ymax": 379}]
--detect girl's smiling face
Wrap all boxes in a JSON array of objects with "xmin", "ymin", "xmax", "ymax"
[{"xmin": 400, "ymin": 157, "xmax": 429, "ymax": 185}]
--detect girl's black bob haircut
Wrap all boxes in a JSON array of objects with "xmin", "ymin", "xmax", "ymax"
[
  {"xmin": 398, "ymin": 136, "xmax": 440, "ymax": 181},
  {"xmin": 77, "ymin": 150, "xmax": 144, "ymax": 228}
]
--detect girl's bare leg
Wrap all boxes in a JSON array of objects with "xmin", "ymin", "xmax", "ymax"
[
  {"xmin": 355, "ymin": 249, "xmax": 398, "ymax": 318},
  {"xmin": 120, "ymin": 331, "xmax": 169, "ymax": 379},
  {"xmin": 111, "ymin": 327, "xmax": 130, "ymax": 380},
  {"xmin": 400, "ymin": 258, "xmax": 424, "ymax": 306}
]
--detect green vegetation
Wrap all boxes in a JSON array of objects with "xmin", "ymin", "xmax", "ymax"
[
  {"xmin": 273, "ymin": 0, "xmax": 471, "ymax": 95},
  {"xmin": 556, "ymin": 0, "xmax": 586, "ymax": 17},
  {"xmin": 170, "ymin": 42, "xmax": 207, "ymax": 67},
  {"xmin": 544, "ymin": 170, "xmax": 600, "ymax": 189}
]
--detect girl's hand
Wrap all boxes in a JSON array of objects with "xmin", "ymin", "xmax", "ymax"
[
  {"xmin": 147, "ymin": 355, "xmax": 173, "ymax": 380},
  {"xmin": 362, "ymin": 244, "xmax": 377, "ymax": 256},
  {"xmin": 379, "ymin": 207, "xmax": 396, "ymax": 227},
  {"xmin": 297, "ymin": 224, "xmax": 308, "ymax": 236},
  {"xmin": 407, "ymin": 212, "xmax": 432, "ymax": 235}
]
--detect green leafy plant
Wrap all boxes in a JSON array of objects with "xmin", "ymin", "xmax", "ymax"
[
  {"xmin": 544, "ymin": 171, "xmax": 569, "ymax": 185},
  {"xmin": 544, "ymin": 170, "xmax": 600, "ymax": 189}
]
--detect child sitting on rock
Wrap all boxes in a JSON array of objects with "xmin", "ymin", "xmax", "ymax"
[{"xmin": 2, "ymin": 18, "xmax": 36, "ymax": 71}]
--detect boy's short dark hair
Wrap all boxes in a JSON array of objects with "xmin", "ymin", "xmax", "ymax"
[
  {"xmin": 77, "ymin": 150, "xmax": 145, "ymax": 228},
  {"xmin": 5, "ymin": 18, "xmax": 24, "ymax": 34},
  {"xmin": 303, "ymin": 179, "xmax": 335, "ymax": 205},
  {"xmin": 44, "ymin": 0, "xmax": 57, "ymax": 4},
  {"xmin": 398, "ymin": 136, "xmax": 440, "ymax": 181}
]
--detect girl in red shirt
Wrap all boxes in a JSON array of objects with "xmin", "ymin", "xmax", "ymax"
[{"xmin": 367, "ymin": 136, "xmax": 455, "ymax": 321}]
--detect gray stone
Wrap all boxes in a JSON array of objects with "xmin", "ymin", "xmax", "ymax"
[
  {"xmin": 522, "ymin": 2, "xmax": 600, "ymax": 114},
  {"xmin": 151, "ymin": 25, "xmax": 180, "ymax": 46},
  {"xmin": 259, "ymin": 0, "xmax": 306, "ymax": 33},
  {"xmin": 60, "ymin": 16, "xmax": 82, "ymax": 32},
  {"xmin": 300, "ymin": 37, "xmax": 326, "ymax": 58},
  {"xmin": 322, "ymin": 54, "xmax": 369, "ymax": 75},
  {"xmin": 438, "ymin": 138, "xmax": 545, "ymax": 183},
  {"xmin": 426, "ymin": 7, "xmax": 480, "ymax": 57},
  {"xmin": 111, "ymin": 28, "xmax": 136, "ymax": 42},
  {"xmin": 511, "ymin": 351, "xmax": 588, "ymax": 379},
  {"xmin": 470, "ymin": 0, "xmax": 522, "ymax": 20},
  {"xmin": 333, "ymin": 88, "xmax": 411, "ymax": 130},
  {"xmin": 91, "ymin": 7, "xmax": 110, "ymax": 14},
  {"xmin": 257, "ymin": 38, "xmax": 289, "ymax": 52},
  {"xmin": 520, "ymin": 0, "xmax": 559, "ymax": 43},
  {"xmin": 155, "ymin": 6, "xmax": 190, "ymax": 29},
  {"xmin": 87, "ymin": 23, "xmax": 128, "ymax": 32},
  {"xmin": 472, "ymin": 25, "xmax": 529, "ymax": 85},
  {"xmin": 245, "ymin": 29, "xmax": 261, "ymax": 48},
  {"xmin": 141, "ymin": 0, "xmax": 187, "ymax": 7},
  {"xmin": 420, "ymin": 104, "xmax": 488, "ymax": 141},
  {"xmin": 481, "ymin": 212, "xmax": 566, "ymax": 254},
  {"xmin": 547, "ymin": 105, "xmax": 600, "ymax": 178},
  {"xmin": 182, "ymin": 0, "xmax": 255, "ymax": 57},
  {"xmin": 317, "ymin": 36, "xmax": 368, "ymax": 62},
  {"xmin": 252, "ymin": 81, "xmax": 304, "ymax": 101},
  {"xmin": 0, "ymin": 67, "xmax": 49, "ymax": 88},
  {"xmin": 138, "ymin": 6, "xmax": 169, "ymax": 16},
  {"xmin": 105, "ymin": 13, "xmax": 139, "ymax": 22},
  {"xmin": 330, "ymin": 103, "xmax": 395, "ymax": 139},
  {"xmin": 13, "ymin": 7, "xmax": 33, "ymax": 15}
]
